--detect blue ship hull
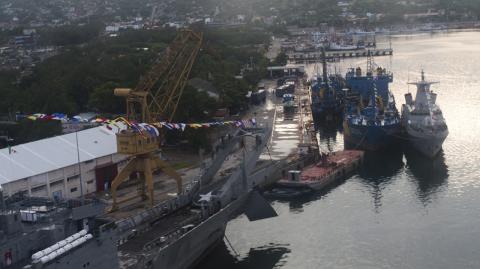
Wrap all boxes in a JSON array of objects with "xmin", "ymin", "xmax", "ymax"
[{"xmin": 343, "ymin": 120, "xmax": 400, "ymax": 151}]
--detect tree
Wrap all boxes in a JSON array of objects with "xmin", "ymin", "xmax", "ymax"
[
  {"xmin": 1, "ymin": 119, "xmax": 62, "ymax": 146},
  {"xmin": 88, "ymin": 82, "xmax": 124, "ymax": 113},
  {"xmin": 272, "ymin": 52, "xmax": 288, "ymax": 66}
]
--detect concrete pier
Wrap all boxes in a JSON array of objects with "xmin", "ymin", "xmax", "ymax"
[{"xmin": 288, "ymin": 48, "xmax": 393, "ymax": 64}]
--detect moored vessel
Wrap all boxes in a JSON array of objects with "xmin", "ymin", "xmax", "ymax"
[
  {"xmin": 401, "ymin": 71, "xmax": 448, "ymax": 157},
  {"xmin": 343, "ymin": 83, "xmax": 401, "ymax": 150},
  {"xmin": 310, "ymin": 48, "xmax": 345, "ymax": 123},
  {"xmin": 277, "ymin": 150, "xmax": 364, "ymax": 190},
  {"xmin": 343, "ymin": 56, "xmax": 401, "ymax": 150}
]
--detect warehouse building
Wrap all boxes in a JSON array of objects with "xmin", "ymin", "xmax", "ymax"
[{"xmin": 0, "ymin": 125, "xmax": 128, "ymax": 200}]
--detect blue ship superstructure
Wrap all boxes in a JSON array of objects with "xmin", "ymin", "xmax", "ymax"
[
  {"xmin": 343, "ymin": 65, "xmax": 400, "ymax": 150},
  {"xmin": 345, "ymin": 66, "xmax": 392, "ymax": 101},
  {"xmin": 310, "ymin": 48, "xmax": 345, "ymax": 123}
]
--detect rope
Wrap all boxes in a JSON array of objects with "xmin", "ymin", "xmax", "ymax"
[
  {"xmin": 352, "ymin": 131, "xmax": 367, "ymax": 150},
  {"xmin": 224, "ymin": 234, "xmax": 240, "ymax": 257}
]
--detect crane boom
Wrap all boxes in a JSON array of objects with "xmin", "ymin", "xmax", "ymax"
[
  {"xmin": 148, "ymin": 30, "xmax": 202, "ymax": 122},
  {"xmin": 116, "ymin": 29, "xmax": 203, "ymax": 123},
  {"xmin": 110, "ymin": 29, "xmax": 203, "ymax": 211}
]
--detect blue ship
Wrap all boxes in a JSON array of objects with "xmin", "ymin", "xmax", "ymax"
[
  {"xmin": 343, "ymin": 64, "xmax": 401, "ymax": 150},
  {"xmin": 310, "ymin": 48, "xmax": 345, "ymax": 123}
]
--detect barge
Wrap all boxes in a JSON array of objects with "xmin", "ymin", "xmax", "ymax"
[{"xmin": 277, "ymin": 150, "xmax": 364, "ymax": 190}]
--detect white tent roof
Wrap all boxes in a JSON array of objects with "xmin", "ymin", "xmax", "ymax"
[{"xmin": 0, "ymin": 125, "xmax": 126, "ymax": 184}]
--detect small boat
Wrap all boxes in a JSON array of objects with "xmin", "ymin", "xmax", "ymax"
[{"xmin": 277, "ymin": 150, "xmax": 364, "ymax": 190}]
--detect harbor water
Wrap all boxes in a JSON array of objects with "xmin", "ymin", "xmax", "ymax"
[{"xmin": 196, "ymin": 30, "xmax": 480, "ymax": 269}]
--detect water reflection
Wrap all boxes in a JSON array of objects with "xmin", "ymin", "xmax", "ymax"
[
  {"xmin": 358, "ymin": 148, "xmax": 405, "ymax": 212},
  {"xmin": 404, "ymin": 147, "xmax": 449, "ymax": 204},
  {"xmin": 195, "ymin": 242, "xmax": 290, "ymax": 269},
  {"xmin": 359, "ymin": 147, "xmax": 404, "ymax": 180},
  {"xmin": 316, "ymin": 123, "xmax": 344, "ymax": 152}
]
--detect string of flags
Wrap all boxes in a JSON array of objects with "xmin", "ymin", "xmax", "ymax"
[
  {"xmin": 25, "ymin": 113, "xmax": 69, "ymax": 122},
  {"xmin": 103, "ymin": 117, "xmax": 258, "ymax": 134},
  {"xmin": 152, "ymin": 118, "xmax": 257, "ymax": 131},
  {"xmin": 22, "ymin": 113, "xmax": 258, "ymax": 132}
]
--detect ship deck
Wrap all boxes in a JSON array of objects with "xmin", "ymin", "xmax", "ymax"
[
  {"xmin": 118, "ymin": 207, "xmax": 199, "ymax": 253},
  {"xmin": 300, "ymin": 150, "xmax": 363, "ymax": 181}
]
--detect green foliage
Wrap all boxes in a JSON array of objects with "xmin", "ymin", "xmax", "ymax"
[
  {"xmin": 1, "ymin": 27, "xmax": 270, "ymax": 120},
  {"xmin": 204, "ymin": 27, "xmax": 270, "ymax": 47},
  {"xmin": 38, "ymin": 23, "xmax": 103, "ymax": 46},
  {"xmin": 175, "ymin": 86, "xmax": 218, "ymax": 122},
  {"xmin": 0, "ymin": 71, "xmax": 20, "ymax": 113},
  {"xmin": 5, "ymin": 30, "xmax": 162, "ymax": 114},
  {"xmin": 272, "ymin": 52, "xmax": 287, "ymax": 66},
  {"xmin": 1, "ymin": 119, "xmax": 62, "ymax": 146},
  {"xmin": 269, "ymin": 24, "xmax": 290, "ymax": 36},
  {"xmin": 189, "ymin": 26, "xmax": 270, "ymax": 113},
  {"xmin": 0, "ymin": 28, "xmax": 23, "ymax": 44},
  {"xmin": 215, "ymin": 76, "xmax": 250, "ymax": 113},
  {"xmin": 183, "ymin": 128, "xmax": 211, "ymax": 152},
  {"xmin": 88, "ymin": 82, "xmax": 124, "ymax": 113}
]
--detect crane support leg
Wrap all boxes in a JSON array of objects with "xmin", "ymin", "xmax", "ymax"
[
  {"xmin": 153, "ymin": 157, "xmax": 183, "ymax": 194},
  {"xmin": 109, "ymin": 154, "xmax": 184, "ymax": 212},
  {"xmin": 110, "ymin": 158, "xmax": 138, "ymax": 212}
]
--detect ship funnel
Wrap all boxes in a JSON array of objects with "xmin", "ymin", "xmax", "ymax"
[
  {"xmin": 356, "ymin": 67, "xmax": 362, "ymax": 77},
  {"xmin": 431, "ymin": 92, "xmax": 437, "ymax": 104}
]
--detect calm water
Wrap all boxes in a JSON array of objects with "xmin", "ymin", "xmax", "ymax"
[{"xmin": 197, "ymin": 31, "xmax": 480, "ymax": 269}]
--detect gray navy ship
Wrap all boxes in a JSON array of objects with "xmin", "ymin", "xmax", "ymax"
[
  {"xmin": 2, "ymin": 127, "xmax": 278, "ymax": 269},
  {"xmin": 402, "ymin": 71, "xmax": 448, "ymax": 157}
]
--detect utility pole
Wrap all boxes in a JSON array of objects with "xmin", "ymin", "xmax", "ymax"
[{"xmin": 75, "ymin": 131, "xmax": 85, "ymax": 203}]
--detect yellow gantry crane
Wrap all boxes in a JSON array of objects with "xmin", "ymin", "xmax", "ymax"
[{"xmin": 110, "ymin": 29, "xmax": 203, "ymax": 211}]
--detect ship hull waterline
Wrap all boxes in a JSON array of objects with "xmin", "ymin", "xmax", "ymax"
[
  {"xmin": 343, "ymin": 121, "xmax": 401, "ymax": 151},
  {"xmin": 406, "ymin": 130, "xmax": 448, "ymax": 158}
]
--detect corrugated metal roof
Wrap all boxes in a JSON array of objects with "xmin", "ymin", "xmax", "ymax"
[{"xmin": 0, "ymin": 125, "xmax": 126, "ymax": 184}]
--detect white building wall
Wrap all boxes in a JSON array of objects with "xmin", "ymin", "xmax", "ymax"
[
  {"xmin": 3, "ymin": 179, "xmax": 28, "ymax": 196},
  {"xmin": 49, "ymin": 178, "xmax": 65, "ymax": 199},
  {"xmin": 30, "ymin": 173, "xmax": 48, "ymax": 188},
  {"xmin": 1, "ymin": 153, "xmax": 128, "ymax": 199},
  {"xmin": 64, "ymin": 165, "xmax": 79, "ymax": 177},
  {"xmin": 96, "ymin": 155, "xmax": 112, "ymax": 166}
]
